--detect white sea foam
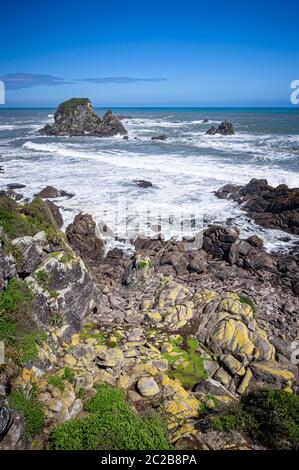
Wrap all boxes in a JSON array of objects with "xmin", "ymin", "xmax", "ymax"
[{"xmin": 1, "ymin": 110, "xmax": 298, "ymax": 252}]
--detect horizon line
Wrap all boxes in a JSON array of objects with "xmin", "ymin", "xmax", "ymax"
[{"xmin": 0, "ymin": 105, "xmax": 298, "ymax": 110}]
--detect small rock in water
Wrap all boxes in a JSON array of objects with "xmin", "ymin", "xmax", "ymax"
[
  {"xmin": 151, "ymin": 134, "xmax": 167, "ymax": 141},
  {"xmin": 206, "ymin": 121, "xmax": 235, "ymax": 135},
  {"xmin": 134, "ymin": 180, "xmax": 153, "ymax": 188},
  {"xmin": 36, "ymin": 185, "xmax": 74, "ymax": 199}
]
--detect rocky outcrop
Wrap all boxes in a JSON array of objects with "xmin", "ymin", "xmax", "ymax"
[
  {"xmin": 66, "ymin": 213, "xmax": 103, "ymax": 264},
  {"xmin": 216, "ymin": 178, "xmax": 299, "ymax": 235},
  {"xmin": 38, "ymin": 98, "xmax": 127, "ymax": 137},
  {"xmin": 35, "ymin": 186, "xmax": 74, "ymax": 199},
  {"xmin": 27, "ymin": 250, "xmax": 101, "ymax": 335},
  {"xmin": 206, "ymin": 121, "xmax": 235, "ymax": 135}
]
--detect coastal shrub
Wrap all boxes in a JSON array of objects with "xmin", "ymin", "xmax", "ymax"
[
  {"xmin": 0, "ymin": 278, "xmax": 36, "ymax": 333},
  {"xmin": 8, "ymin": 388, "xmax": 45, "ymax": 438},
  {"xmin": 210, "ymin": 389, "xmax": 299, "ymax": 449},
  {"xmin": 162, "ymin": 336, "xmax": 206, "ymax": 389},
  {"xmin": 0, "ymin": 196, "xmax": 59, "ymax": 240},
  {"xmin": 0, "ymin": 279, "xmax": 45, "ymax": 364},
  {"xmin": 19, "ymin": 332, "xmax": 42, "ymax": 363},
  {"xmin": 35, "ymin": 269, "xmax": 59, "ymax": 299},
  {"xmin": 84, "ymin": 383, "xmax": 125, "ymax": 413},
  {"xmin": 49, "ymin": 383, "xmax": 170, "ymax": 450},
  {"xmin": 57, "ymin": 98, "xmax": 90, "ymax": 115}
]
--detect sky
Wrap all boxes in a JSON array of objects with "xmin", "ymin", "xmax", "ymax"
[{"xmin": 0, "ymin": 0, "xmax": 299, "ymax": 107}]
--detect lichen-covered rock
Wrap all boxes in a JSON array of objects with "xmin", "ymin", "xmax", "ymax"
[
  {"xmin": 39, "ymin": 98, "xmax": 127, "ymax": 137},
  {"xmin": 26, "ymin": 250, "xmax": 100, "ymax": 335},
  {"xmin": 143, "ymin": 277, "xmax": 194, "ymax": 330},
  {"xmin": 250, "ymin": 360, "xmax": 295, "ymax": 387},
  {"xmin": 137, "ymin": 377, "xmax": 160, "ymax": 397}
]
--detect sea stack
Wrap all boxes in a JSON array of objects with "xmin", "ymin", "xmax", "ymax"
[
  {"xmin": 39, "ymin": 98, "xmax": 127, "ymax": 137},
  {"xmin": 206, "ymin": 120, "xmax": 235, "ymax": 135}
]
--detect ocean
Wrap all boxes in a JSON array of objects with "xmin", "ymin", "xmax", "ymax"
[{"xmin": 0, "ymin": 107, "xmax": 299, "ymax": 253}]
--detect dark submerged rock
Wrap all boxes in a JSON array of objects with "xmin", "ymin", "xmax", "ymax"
[
  {"xmin": 151, "ymin": 134, "xmax": 167, "ymax": 141},
  {"xmin": 134, "ymin": 180, "xmax": 153, "ymax": 188}
]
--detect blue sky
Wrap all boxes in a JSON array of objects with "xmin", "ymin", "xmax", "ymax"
[{"xmin": 0, "ymin": 0, "xmax": 298, "ymax": 107}]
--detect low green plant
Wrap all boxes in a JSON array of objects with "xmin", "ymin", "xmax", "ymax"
[
  {"xmin": 35, "ymin": 269, "xmax": 59, "ymax": 299},
  {"xmin": 0, "ymin": 279, "xmax": 45, "ymax": 364},
  {"xmin": 19, "ymin": 332, "xmax": 42, "ymax": 363},
  {"xmin": 49, "ymin": 383, "xmax": 170, "ymax": 450},
  {"xmin": 48, "ymin": 375, "xmax": 65, "ymax": 393},
  {"xmin": 8, "ymin": 388, "xmax": 45, "ymax": 438},
  {"xmin": 79, "ymin": 323, "xmax": 105, "ymax": 343},
  {"xmin": 60, "ymin": 250, "xmax": 75, "ymax": 264},
  {"xmin": 137, "ymin": 258, "xmax": 152, "ymax": 270},
  {"xmin": 63, "ymin": 367, "xmax": 75, "ymax": 385},
  {"xmin": 162, "ymin": 336, "xmax": 206, "ymax": 389},
  {"xmin": 0, "ymin": 196, "xmax": 61, "ymax": 240},
  {"xmin": 210, "ymin": 389, "xmax": 299, "ymax": 450},
  {"xmin": 84, "ymin": 383, "xmax": 125, "ymax": 413}
]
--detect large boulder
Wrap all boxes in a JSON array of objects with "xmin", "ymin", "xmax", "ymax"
[
  {"xmin": 203, "ymin": 226, "xmax": 239, "ymax": 260},
  {"xmin": 66, "ymin": 213, "xmax": 103, "ymax": 264},
  {"xmin": 39, "ymin": 98, "xmax": 127, "ymax": 137}
]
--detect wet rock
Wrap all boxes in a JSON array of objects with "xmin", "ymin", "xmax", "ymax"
[
  {"xmin": 35, "ymin": 186, "xmax": 74, "ymax": 199},
  {"xmin": 216, "ymin": 178, "xmax": 299, "ymax": 235},
  {"xmin": 6, "ymin": 183, "xmax": 26, "ymax": 190},
  {"xmin": 134, "ymin": 180, "xmax": 153, "ymax": 188}
]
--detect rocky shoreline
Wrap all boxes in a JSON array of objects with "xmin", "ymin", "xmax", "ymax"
[{"xmin": 0, "ymin": 179, "xmax": 298, "ymax": 450}]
